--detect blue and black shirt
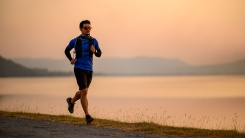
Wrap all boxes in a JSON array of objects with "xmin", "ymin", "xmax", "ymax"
[{"xmin": 65, "ymin": 35, "xmax": 102, "ymax": 71}]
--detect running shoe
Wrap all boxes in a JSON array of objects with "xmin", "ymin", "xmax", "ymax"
[
  {"xmin": 66, "ymin": 97, "xmax": 74, "ymax": 113},
  {"xmin": 86, "ymin": 115, "xmax": 94, "ymax": 124}
]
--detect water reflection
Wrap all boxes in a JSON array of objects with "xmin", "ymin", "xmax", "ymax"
[{"xmin": 0, "ymin": 76, "xmax": 245, "ymax": 132}]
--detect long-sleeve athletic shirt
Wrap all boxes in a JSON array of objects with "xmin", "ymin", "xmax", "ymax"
[{"xmin": 64, "ymin": 37, "xmax": 101, "ymax": 71}]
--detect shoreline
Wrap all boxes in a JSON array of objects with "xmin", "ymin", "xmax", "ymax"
[{"xmin": 0, "ymin": 111, "xmax": 244, "ymax": 138}]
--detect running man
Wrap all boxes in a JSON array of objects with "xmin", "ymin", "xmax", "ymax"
[{"xmin": 64, "ymin": 20, "xmax": 102, "ymax": 124}]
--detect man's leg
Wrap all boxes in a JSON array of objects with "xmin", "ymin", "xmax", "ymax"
[
  {"xmin": 78, "ymin": 88, "xmax": 93, "ymax": 124},
  {"xmin": 70, "ymin": 68, "xmax": 88, "ymax": 112},
  {"xmin": 79, "ymin": 88, "xmax": 89, "ymax": 115},
  {"xmin": 68, "ymin": 89, "xmax": 89, "ymax": 115},
  {"xmin": 68, "ymin": 69, "xmax": 93, "ymax": 123},
  {"xmin": 71, "ymin": 91, "xmax": 81, "ymax": 104}
]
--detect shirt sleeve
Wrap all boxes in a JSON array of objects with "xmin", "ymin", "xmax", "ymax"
[
  {"xmin": 64, "ymin": 39, "xmax": 76, "ymax": 61},
  {"xmin": 93, "ymin": 38, "xmax": 100, "ymax": 50},
  {"xmin": 93, "ymin": 38, "xmax": 102, "ymax": 57},
  {"xmin": 67, "ymin": 39, "xmax": 76, "ymax": 49}
]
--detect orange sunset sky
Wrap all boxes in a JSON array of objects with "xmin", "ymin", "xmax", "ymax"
[{"xmin": 0, "ymin": 0, "xmax": 245, "ymax": 65}]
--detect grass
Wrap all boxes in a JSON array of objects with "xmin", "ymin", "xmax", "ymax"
[{"xmin": 0, "ymin": 110, "xmax": 244, "ymax": 138}]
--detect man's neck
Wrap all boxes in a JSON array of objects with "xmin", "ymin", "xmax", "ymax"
[{"xmin": 82, "ymin": 34, "xmax": 90, "ymax": 36}]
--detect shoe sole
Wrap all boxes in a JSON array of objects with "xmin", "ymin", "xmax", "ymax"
[{"xmin": 86, "ymin": 118, "xmax": 94, "ymax": 125}]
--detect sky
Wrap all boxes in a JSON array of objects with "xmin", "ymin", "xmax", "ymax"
[{"xmin": 0, "ymin": 0, "xmax": 245, "ymax": 65}]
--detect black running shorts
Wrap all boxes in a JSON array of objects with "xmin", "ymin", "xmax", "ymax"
[{"xmin": 74, "ymin": 68, "xmax": 93, "ymax": 90}]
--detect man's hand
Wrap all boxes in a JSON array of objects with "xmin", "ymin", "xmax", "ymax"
[
  {"xmin": 90, "ymin": 45, "xmax": 96, "ymax": 53},
  {"xmin": 70, "ymin": 59, "xmax": 76, "ymax": 65}
]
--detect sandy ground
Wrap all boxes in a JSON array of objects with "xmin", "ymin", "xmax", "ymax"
[{"xmin": 0, "ymin": 116, "xmax": 182, "ymax": 138}]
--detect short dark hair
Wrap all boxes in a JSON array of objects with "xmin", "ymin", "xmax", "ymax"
[{"xmin": 79, "ymin": 20, "xmax": 91, "ymax": 28}]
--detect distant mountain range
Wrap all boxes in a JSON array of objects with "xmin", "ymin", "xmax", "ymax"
[
  {"xmin": 11, "ymin": 56, "xmax": 245, "ymax": 76},
  {"xmin": 0, "ymin": 56, "xmax": 72, "ymax": 77}
]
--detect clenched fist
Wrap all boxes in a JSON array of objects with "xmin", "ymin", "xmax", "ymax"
[
  {"xmin": 90, "ymin": 45, "xmax": 96, "ymax": 53},
  {"xmin": 70, "ymin": 59, "xmax": 76, "ymax": 65}
]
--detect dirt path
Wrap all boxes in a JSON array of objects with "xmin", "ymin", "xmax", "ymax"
[{"xmin": 0, "ymin": 116, "xmax": 182, "ymax": 138}]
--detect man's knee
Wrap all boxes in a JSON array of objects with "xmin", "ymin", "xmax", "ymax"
[{"xmin": 80, "ymin": 88, "xmax": 88, "ymax": 96}]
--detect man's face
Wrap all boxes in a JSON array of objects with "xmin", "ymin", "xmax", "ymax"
[{"xmin": 80, "ymin": 23, "xmax": 92, "ymax": 35}]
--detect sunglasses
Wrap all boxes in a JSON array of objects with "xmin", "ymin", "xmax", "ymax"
[{"xmin": 83, "ymin": 26, "xmax": 92, "ymax": 30}]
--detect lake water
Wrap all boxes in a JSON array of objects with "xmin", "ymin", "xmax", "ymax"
[{"xmin": 0, "ymin": 76, "xmax": 245, "ymax": 132}]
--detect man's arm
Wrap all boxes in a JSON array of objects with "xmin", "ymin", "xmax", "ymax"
[
  {"xmin": 90, "ymin": 45, "xmax": 102, "ymax": 57},
  {"xmin": 64, "ymin": 47, "xmax": 73, "ymax": 61},
  {"xmin": 92, "ymin": 38, "xmax": 102, "ymax": 57},
  {"xmin": 95, "ymin": 49, "xmax": 102, "ymax": 57}
]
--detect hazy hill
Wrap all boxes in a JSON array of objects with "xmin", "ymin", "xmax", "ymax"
[
  {"xmin": 12, "ymin": 57, "xmax": 245, "ymax": 75},
  {"xmin": 93, "ymin": 57, "xmax": 191, "ymax": 75},
  {"xmin": 0, "ymin": 56, "xmax": 72, "ymax": 77},
  {"xmin": 93, "ymin": 57, "xmax": 245, "ymax": 75},
  {"xmin": 11, "ymin": 58, "xmax": 73, "ymax": 72}
]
